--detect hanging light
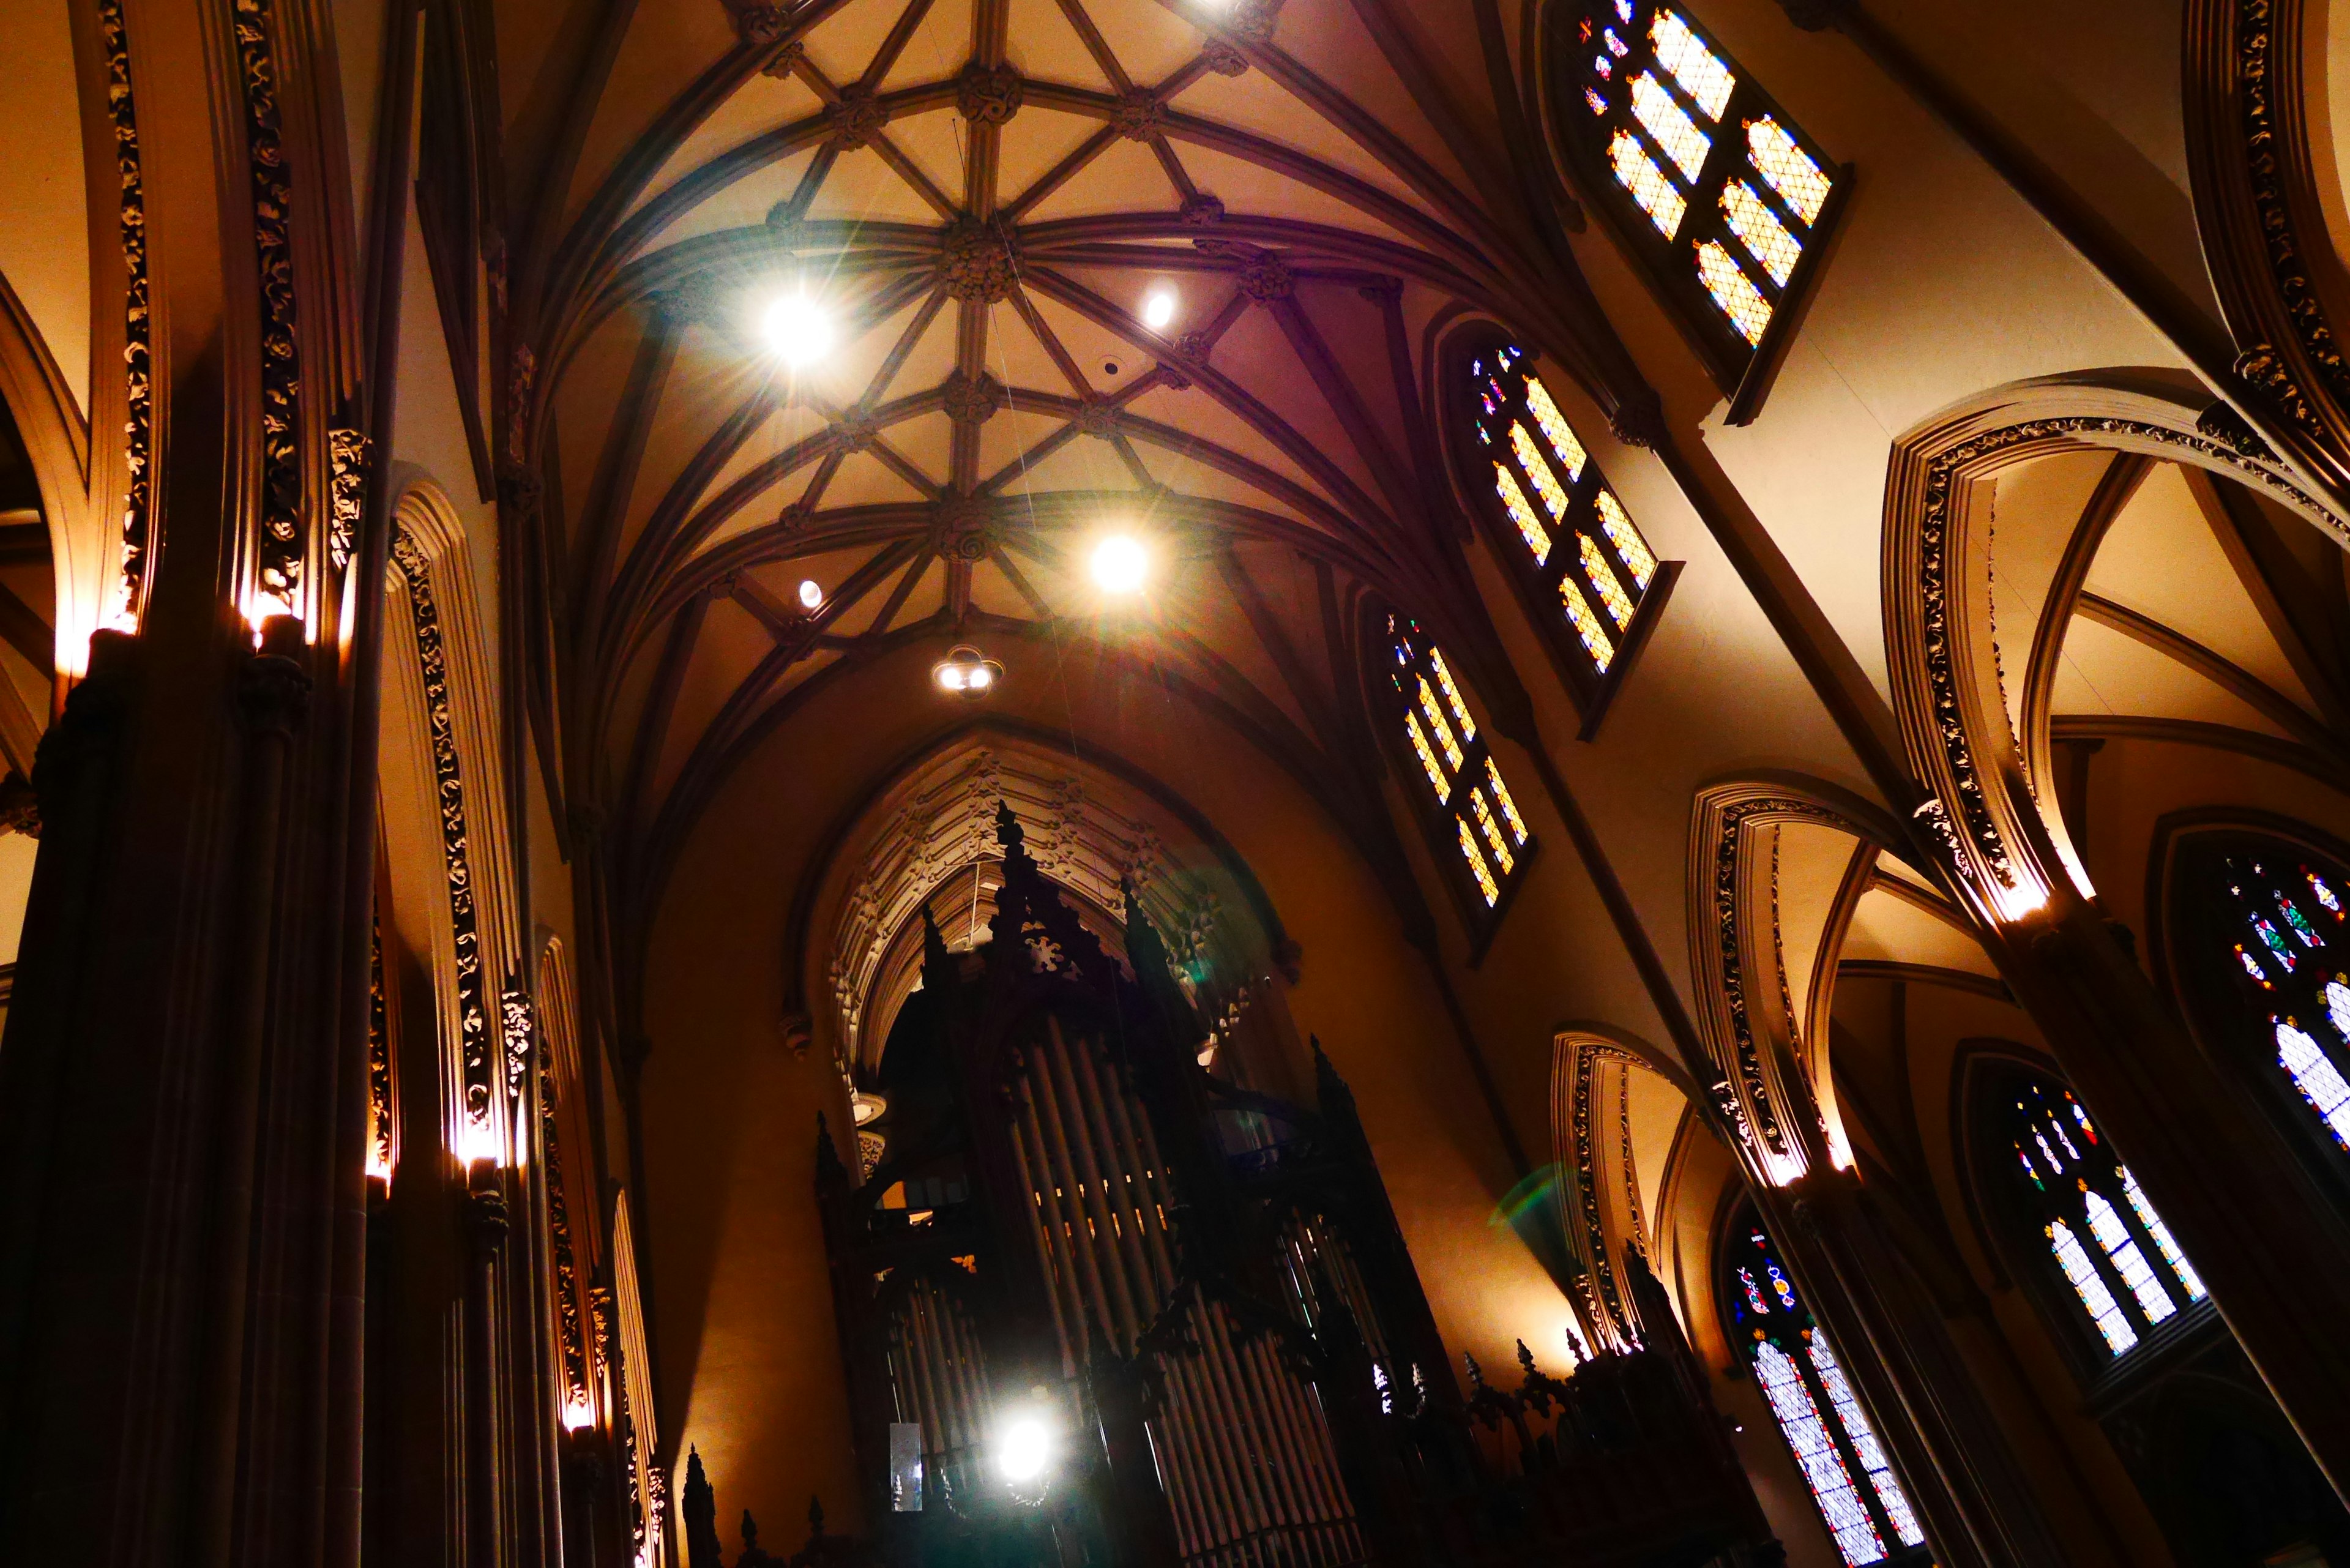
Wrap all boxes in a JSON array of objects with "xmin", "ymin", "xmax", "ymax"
[
  {"xmin": 1091, "ymin": 534, "xmax": 1149, "ymax": 594},
  {"xmin": 931, "ymin": 644, "xmax": 1002, "ymax": 696},
  {"xmin": 799, "ymin": 578, "xmax": 824, "ymax": 610},
  {"xmin": 760, "ymin": 289, "xmax": 836, "ymax": 367},
  {"xmin": 1141, "ymin": 287, "xmax": 1178, "ymax": 330}
]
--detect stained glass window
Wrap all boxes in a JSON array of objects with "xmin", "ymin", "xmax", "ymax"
[
  {"xmin": 1466, "ymin": 346, "xmax": 1665, "ymax": 688},
  {"xmin": 1387, "ymin": 614, "xmax": 1535, "ymax": 917},
  {"xmin": 1567, "ymin": 3, "xmax": 1838, "ymax": 384},
  {"xmin": 1721, "ymin": 1212, "xmax": 1928, "ymax": 1565},
  {"xmin": 1990, "ymin": 1067, "xmax": 2208, "ymax": 1362},
  {"xmin": 2210, "ymin": 849, "xmax": 2350, "ymax": 1157}
]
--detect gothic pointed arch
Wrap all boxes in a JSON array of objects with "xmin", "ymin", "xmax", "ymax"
[{"xmin": 1880, "ymin": 374, "xmax": 2349, "ymax": 930}]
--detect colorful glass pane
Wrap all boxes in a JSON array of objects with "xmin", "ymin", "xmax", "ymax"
[
  {"xmin": 2327, "ymin": 977, "xmax": 2350, "ymax": 1040},
  {"xmin": 1511, "ymin": 425, "xmax": 1572, "ymax": 523},
  {"xmin": 1581, "ymin": 534, "xmax": 1637, "ymax": 629},
  {"xmin": 1722, "ymin": 179, "xmax": 1801, "ymax": 285},
  {"xmin": 1457, "ymin": 817, "xmax": 1500, "ymax": 905},
  {"xmin": 2083, "ymin": 1189, "xmax": 2175, "ymax": 1325},
  {"xmin": 1559, "ymin": 576, "xmax": 1617, "ymax": 671},
  {"xmin": 1808, "ymin": 1338, "xmax": 1926, "ymax": 1547},
  {"xmin": 1738, "ymin": 1264, "xmax": 1769, "ymax": 1315},
  {"xmin": 1591, "ymin": 53, "xmax": 1613, "ymax": 79},
  {"xmin": 1429, "ymin": 649, "xmax": 1477, "ymax": 741},
  {"xmin": 1650, "ymin": 9, "xmax": 1735, "ymax": 119},
  {"xmin": 1416, "ymin": 679, "xmax": 1464, "ymax": 771},
  {"xmin": 1608, "ymin": 129, "xmax": 1687, "ymax": 237},
  {"xmin": 2253, "ymin": 914, "xmax": 2298, "ymax": 971},
  {"xmin": 1525, "ymin": 377, "xmax": 1588, "ymax": 480},
  {"xmin": 2309, "ymin": 870, "xmax": 2343, "ymax": 916},
  {"xmin": 2240, "ymin": 946, "xmax": 2269, "ymax": 985},
  {"xmin": 2015, "ymin": 1143, "xmax": 2043, "ymax": 1189},
  {"xmin": 1594, "ymin": 490, "xmax": 1657, "ymax": 588},
  {"xmin": 2277, "ymin": 1020, "xmax": 2350, "ymax": 1150},
  {"xmin": 1747, "ymin": 116, "xmax": 1830, "ymax": 223},
  {"xmin": 1493, "ymin": 464, "xmax": 1553, "ymax": 564},
  {"xmin": 2048, "ymin": 1218, "xmax": 2137, "ymax": 1354},
  {"xmin": 1484, "ymin": 758, "xmax": 1529, "ymax": 844},
  {"xmin": 1753, "ymin": 1342, "xmax": 1884, "ymax": 1566},
  {"xmin": 1403, "ymin": 711, "xmax": 1448, "ymax": 798},
  {"xmin": 2120, "ymin": 1167, "xmax": 2205, "ymax": 1301},
  {"xmin": 1630, "ymin": 72, "xmax": 1711, "ymax": 181},
  {"xmin": 1585, "ymin": 87, "xmax": 1608, "ymax": 116},
  {"xmin": 1613, "ymin": 0, "xmax": 1631, "ymax": 20},
  {"xmin": 1695, "ymin": 240, "xmax": 1772, "ymax": 345},
  {"xmin": 1471, "ymin": 790, "xmax": 1515, "ymax": 875},
  {"xmin": 2279, "ymin": 889, "xmax": 2322, "ymax": 946}
]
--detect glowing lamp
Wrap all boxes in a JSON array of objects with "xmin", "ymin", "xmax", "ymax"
[
  {"xmin": 932, "ymin": 644, "xmax": 1002, "ymax": 697},
  {"xmin": 1141, "ymin": 288, "xmax": 1177, "ymax": 330},
  {"xmin": 562, "ymin": 1396, "xmax": 597, "ymax": 1432},
  {"xmin": 1090, "ymin": 534, "xmax": 1149, "ymax": 594},
  {"xmin": 761, "ymin": 291, "xmax": 835, "ymax": 367},
  {"xmin": 799, "ymin": 578, "xmax": 824, "ymax": 610},
  {"xmin": 995, "ymin": 1409, "xmax": 1056, "ymax": 1484}
]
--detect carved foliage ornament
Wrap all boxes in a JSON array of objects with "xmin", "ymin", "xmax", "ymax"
[
  {"xmin": 941, "ymin": 220, "xmax": 1018, "ymax": 303},
  {"xmin": 234, "ymin": 0, "xmax": 305, "ymax": 610},
  {"xmin": 942, "ymin": 370, "xmax": 1004, "ymax": 426},
  {"xmin": 2213, "ymin": 0, "xmax": 2348, "ymax": 436},
  {"xmin": 825, "ymin": 84, "xmax": 889, "ymax": 151},
  {"xmin": 392, "ymin": 528, "xmax": 494, "ymax": 1131},
  {"xmin": 1707, "ymin": 797, "xmax": 1798, "ymax": 1161},
  {"xmin": 99, "ymin": 0, "xmax": 153, "ymax": 624},
  {"xmin": 955, "ymin": 61, "xmax": 1023, "ymax": 124},
  {"xmin": 329, "ymin": 424, "xmax": 370, "ymax": 572}
]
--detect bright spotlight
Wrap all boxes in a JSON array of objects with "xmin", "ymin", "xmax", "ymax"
[
  {"xmin": 798, "ymin": 578, "xmax": 824, "ymax": 610},
  {"xmin": 996, "ymin": 1411, "xmax": 1055, "ymax": 1484},
  {"xmin": 1091, "ymin": 534, "xmax": 1149, "ymax": 594},
  {"xmin": 761, "ymin": 291, "xmax": 835, "ymax": 367},
  {"xmin": 1141, "ymin": 288, "xmax": 1177, "ymax": 330},
  {"xmin": 932, "ymin": 644, "xmax": 1002, "ymax": 697}
]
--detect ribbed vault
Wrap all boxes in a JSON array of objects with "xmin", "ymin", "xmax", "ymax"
[{"xmin": 504, "ymin": 0, "xmax": 1641, "ymax": 1014}]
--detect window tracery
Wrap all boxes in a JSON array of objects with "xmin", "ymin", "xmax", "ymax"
[
  {"xmin": 2212, "ymin": 851, "xmax": 2350, "ymax": 1153},
  {"xmin": 1467, "ymin": 346, "xmax": 1666, "ymax": 692},
  {"xmin": 1721, "ymin": 1214, "xmax": 1928, "ymax": 1566},
  {"xmin": 1994, "ymin": 1070, "xmax": 2206, "ymax": 1362},
  {"xmin": 1562, "ymin": 2, "xmax": 1841, "ymax": 409},
  {"xmin": 1384, "ymin": 615, "xmax": 1533, "ymax": 916}
]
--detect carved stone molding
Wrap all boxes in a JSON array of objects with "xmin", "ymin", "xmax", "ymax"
[
  {"xmin": 763, "ymin": 39, "xmax": 806, "ymax": 80},
  {"xmin": 1201, "ymin": 39, "xmax": 1249, "ymax": 76},
  {"xmin": 97, "ymin": 0, "xmax": 152, "ymax": 622},
  {"xmin": 392, "ymin": 526, "xmax": 494, "ymax": 1134},
  {"xmin": 233, "ymin": 0, "xmax": 306, "ymax": 613},
  {"xmin": 1180, "ymin": 193, "xmax": 1225, "ymax": 228},
  {"xmin": 329, "ymin": 422, "xmax": 370, "ymax": 572},
  {"xmin": 2185, "ymin": 0, "xmax": 2350, "ymax": 498},
  {"xmin": 728, "ymin": 1, "xmax": 788, "ymax": 48}
]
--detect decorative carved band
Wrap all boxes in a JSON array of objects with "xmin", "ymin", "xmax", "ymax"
[
  {"xmin": 233, "ymin": 0, "xmax": 306, "ymax": 613},
  {"xmin": 2186, "ymin": 0, "xmax": 2350, "ymax": 495},
  {"xmin": 368, "ymin": 912, "xmax": 393, "ymax": 1178},
  {"xmin": 392, "ymin": 528, "xmax": 493, "ymax": 1138},
  {"xmin": 97, "ymin": 0, "xmax": 152, "ymax": 624},
  {"xmin": 1706, "ymin": 796, "xmax": 1799, "ymax": 1162},
  {"xmin": 1906, "ymin": 412, "xmax": 2341, "ymax": 902},
  {"xmin": 329, "ymin": 423, "xmax": 370, "ymax": 573}
]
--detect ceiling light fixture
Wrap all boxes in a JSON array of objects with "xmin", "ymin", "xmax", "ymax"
[
  {"xmin": 760, "ymin": 290, "xmax": 835, "ymax": 367},
  {"xmin": 995, "ymin": 1407, "xmax": 1057, "ymax": 1484},
  {"xmin": 1141, "ymin": 288, "xmax": 1177, "ymax": 330},
  {"xmin": 932, "ymin": 644, "xmax": 1002, "ymax": 696},
  {"xmin": 1091, "ymin": 534, "xmax": 1149, "ymax": 594},
  {"xmin": 799, "ymin": 578, "xmax": 824, "ymax": 610}
]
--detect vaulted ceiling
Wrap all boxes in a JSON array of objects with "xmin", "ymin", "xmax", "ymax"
[{"xmin": 500, "ymin": 0, "xmax": 1640, "ymax": 971}]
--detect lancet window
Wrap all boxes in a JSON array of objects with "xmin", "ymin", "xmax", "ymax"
[
  {"xmin": 1383, "ymin": 614, "xmax": 1534, "ymax": 918},
  {"xmin": 1721, "ymin": 1213, "xmax": 1928, "ymax": 1566},
  {"xmin": 1561, "ymin": 1, "xmax": 1841, "ymax": 414},
  {"xmin": 1467, "ymin": 345, "xmax": 1666, "ymax": 698},
  {"xmin": 2204, "ymin": 847, "xmax": 2350, "ymax": 1159},
  {"xmin": 1992, "ymin": 1069, "xmax": 2206, "ymax": 1360}
]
